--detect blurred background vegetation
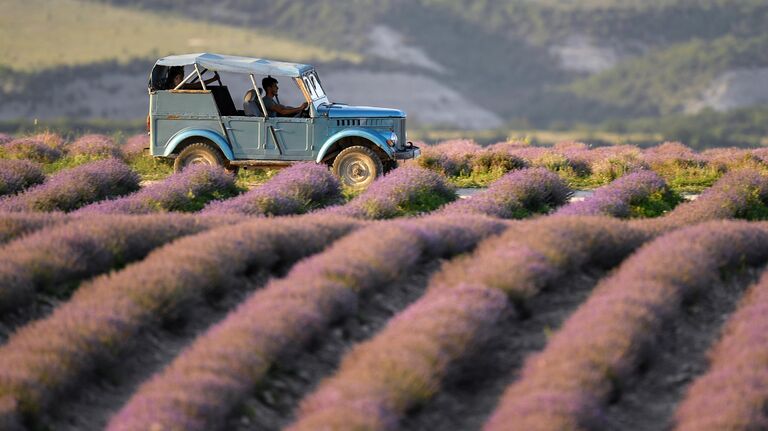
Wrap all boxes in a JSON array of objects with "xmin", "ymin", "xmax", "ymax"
[{"xmin": 2, "ymin": 0, "xmax": 768, "ymax": 149}]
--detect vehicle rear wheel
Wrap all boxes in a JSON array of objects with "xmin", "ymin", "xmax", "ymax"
[
  {"xmin": 332, "ymin": 145, "xmax": 383, "ymax": 190},
  {"xmin": 174, "ymin": 141, "xmax": 234, "ymax": 173}
]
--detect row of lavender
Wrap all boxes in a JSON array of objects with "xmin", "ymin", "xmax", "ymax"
[
  {"xmin": 285, "ymin": 169, "xmax": 768, "ymax": 430},
  {"xmin": 0, "ymin": 163, "xmax": 584, "ymax": 427},
  {"xmin": 0, "ymin": 132, "xmax": 146, "ymax": 164},
  {"xmin": 0, "ymin": 165, "xmax": 753, "ymax": 330},
  {"xmin": 483, "ymin": 221, "xmax": 768, "ymax": 431},
  {"xmin": 416, "ymin": 139, "xmax": 768, "ymax": 185},
  {"xmin": 0, "ymin": 216, "xmax": 363, "ymax": 428}
]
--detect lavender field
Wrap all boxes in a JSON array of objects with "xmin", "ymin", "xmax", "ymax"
[{"xmin": 2, "ymin": 132, "xmax": 768, "ymax": 430}]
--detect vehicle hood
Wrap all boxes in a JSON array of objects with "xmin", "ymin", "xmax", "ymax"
[{"xmin": 318, "ymin": 104, "xmax": 405, "ymax": 119}]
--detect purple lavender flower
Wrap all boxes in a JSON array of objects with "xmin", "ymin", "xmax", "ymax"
[
  {"xmin": 417, "ymin": 139, "xmax": 482, "ymax": 176},
  {"xmin": 0, "ymin": 137, "xmax": 63, "ymax": 163},
  {"xmin": 328, "ymin": 166, "xmax": 456, "ymax": 219},
  {"xmin": 442, "ymin": 167, "xmax": 571, "ymax": 218},
  {"xmin": 483, "ymin": 221, "xmax": 768, "ymax": 431},
  {"xmin": 0, "ymin": 212, "xmax": 69, "ymax": 245},
  {"xmin": 76, "ymin": 164, "xmax": 235, "ymax": 214},
  {"xmin": 0, "ymin": 158, "xmax": 140, "ymax": 212},
  {"xmin": 0, "ymin": 216, "xmax": 363, "ymax": 421},
  {"xmin": 0, "ymin": 134, "xmax": 13, "ymax": 145},
  {"xmin": 122, "ymin": 134, "xmax": 149, "ymax": 160},
  {"xmin": 0, "ymin": 159, "xmax": 45, "ymax": 196},
  {"xmin": 637, "ymin": 169, "xmax": 768, "ymax": 233},
  {"xmin": 68, "ymin": 134, "xmax": 123, "ymax": 159},
  {"xmin": 106, "ymin": 215, "xmax": 505, "ymax": 431},
  {"xmin": 673, "ymin": 270, "xmax": 768, "ymax": 431},
  {"xmin": 203, "ymin": 162, "xmax": 342, "ymax": 215},
  {"xmin": 556, "ymin": 170, "xmax": 668, "ymax": 217},
  {"xmin": 0, "ymin": 213, "xmax": 236, "ymax": 315},
  {"xmin": 290, "ymin": 216, "xmax": 649, "ymax": 431}
]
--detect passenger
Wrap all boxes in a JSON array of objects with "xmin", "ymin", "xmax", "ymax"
[
  {"xmin": 261, "ymin": 76, "xmax": 308, "ymax": 117},
  {"xmin": 167, "ymin": 66, "xmax": 220, "ymax": 90},
  {"xmin": 243, "ymin": 89, "xmax": 262, "ymax": 116}
]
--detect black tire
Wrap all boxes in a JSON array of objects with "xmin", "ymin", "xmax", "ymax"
[
  {"xmin": 173, "ymin": 141, "xmax": 231, "ymax": 173},
  {"xmin": 383, "ymin": 159, "xmax": 399, "ymax": 173},
  {"xmin": 332, "ymin": 145, "xmax": 384, "ymax": 189}
]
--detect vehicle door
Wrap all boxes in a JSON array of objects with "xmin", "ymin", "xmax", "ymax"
[
  {"xmin": 222, "ymin": 116, "xmax": 264, "ymax": 158},
  {"xmin": 264, "ymin": 117, "xmax": 313, "ymax": 160}
]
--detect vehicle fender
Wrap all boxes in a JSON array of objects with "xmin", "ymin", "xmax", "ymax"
[
  {"xmin": 316, "ymin": 128, "xmax": 394, "ymax": 163},
  {"xmin": 163, "ymin": 128, "xmax": 234, "ymax": 160}
]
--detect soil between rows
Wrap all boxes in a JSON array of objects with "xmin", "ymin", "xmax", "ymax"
[
  {"xmin": 226, "ymin": 260, "xmax": 443, "ymax": 431},
  {"xmin": 601, "ymin": 267, "xmax": 764, "ymax": 431},
  {"xmin": 41, "ymin": 270, "xmax": 274, "ymax": 431},
  {"xmin": 399, "ymin": 270, "xmax": 605, "ymax": 431}
]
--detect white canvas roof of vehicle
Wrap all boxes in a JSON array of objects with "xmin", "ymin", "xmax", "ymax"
[{"xmin": 154, "ymin": 53, "xmax": 313, "ymax": 77}]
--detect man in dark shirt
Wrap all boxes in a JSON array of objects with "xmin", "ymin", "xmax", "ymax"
[{"xmin": 261, "ymin": 76, "xmax": 308, "ymax": 117}]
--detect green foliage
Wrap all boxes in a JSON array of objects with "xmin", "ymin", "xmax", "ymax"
[
  {"xmin": 395, "ymin": 188, "xmax": 456, "ymax": 217},
  {"xmin": 630, "ymin": 189, "xmax": 684, "ymax": 218},
  {"xmin": 569, "ymin": 35, "xmax": 768, "ymax": 116},
  {"xmin": 127, "ymin": 155, "xmax": 174, "ymax": 181}
]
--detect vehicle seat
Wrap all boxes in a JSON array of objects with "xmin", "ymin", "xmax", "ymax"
[
  {"xmin": 243, "ymin": 88, "xmax": 265, "ymax": 117},
  {"xmin": 210, "ymin": 86, "xmax": 238, "ymax": 116}
]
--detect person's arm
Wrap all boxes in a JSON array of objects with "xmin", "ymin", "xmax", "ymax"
[
  {"xmin": 269, "ymin": 101, "xmax": 308, "ymax": 116},
  {"xmin": 177, "ymin": 72, "xmax": 220, "ymax": 90}
]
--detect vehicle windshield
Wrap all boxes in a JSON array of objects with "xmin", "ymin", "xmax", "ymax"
[{"xmin": 302, "ymin": 71, "xmax": 327, "ymax": 102}]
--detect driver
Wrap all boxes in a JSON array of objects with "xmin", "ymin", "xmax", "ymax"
[{"xmin": 261, "ymin": 76, "xmax": 308, "ymax": 117}]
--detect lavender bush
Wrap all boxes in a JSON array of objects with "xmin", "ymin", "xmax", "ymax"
[
  {"xmin": 0, "ymin": 214, "xmax": 239, "ymax": 314},
  {"xmin": 203, "ymin": 162, "xmax": 342, "ymax": 215},
  {"xmin": 30, "ymin": 132, "xmax": 65, "ymax": 151},
  {"xmin": 122, "ymin": 134, "xmax": 149, "ymax": 160},
  {"xmin": 0, "ymin": 216, "xmax": 362, "ymax": 420},
  {"xmin": 441, "ymin": 167, "xmax": 571, "ymax": 218},
  {"xmin": 0, "ymin": 138, "xmax": 63, "ymax": 163},
  {"xmin": 67, "ymin": 134, "xmax": 123, "ymax": 159},
  {"xmin": 483, "ymin": 221, "xmax": 768, "ymax": 431},
  {"xmin": 556, "ymin": 170, "xmax": 679, "ymax": 218},
  {"xmin": 636, "ymin": 169, "xmax": 768, "ymax": 233},
  {"xmin": 288, "ymin": 216, "xmax": 650, "ymax": 430},
  {"xmin": 0, "ymin": 213, "xmax": 70, "ymax": 245},
  {"xmin": 0, "ymin": 160, "xmax": 45, "ymax": 196},
  {"xmin": 76, "ymin": 164, "xmax": 236, "ymax": 214},
  {"xmin": 417, "ymin": 139, "xmax": 482, "ymax": 176},
  {"xmin": 328, "ymin": 166, "xmax": 456, "ymax": 219},
  {"xmin": 0, "ymin": 134, "xmax": 13, "ymax": 145},
  {"xmin": 0, "ymin": 159, "xmax": 140, "ymax": 212},
  {"xmin": 673, "ymin": 268, "xmax": 768, "ymax": 430},
  {"xmin": 107, "ymin": 215, "xmax": 507, "ymax": 431}
]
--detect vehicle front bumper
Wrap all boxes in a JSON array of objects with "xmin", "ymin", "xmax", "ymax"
[{"xmin": 393, "ymin": 142, "xmax": 421, "ymax": 160}]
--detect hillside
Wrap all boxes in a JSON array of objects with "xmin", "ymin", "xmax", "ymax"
[{"xmin": 2, "ymin": 0, "xmax": 768, "ymax": 133}]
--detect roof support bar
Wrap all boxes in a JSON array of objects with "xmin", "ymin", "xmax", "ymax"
[
  {"xmin": 250, "ymin": 74, "xmax": 269, "ymax": 118},
  {"xmin": 194, "ymin": 64, "xmax": 207, "ymax": 91},
  {"xmin": 173, "ymin": 69, "xmax": 198, "ymax": 90}
]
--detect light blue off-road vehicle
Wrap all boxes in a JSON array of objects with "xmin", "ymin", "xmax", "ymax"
[{"xmin": 148, "ymin": 53, "xmax": 419, "ymax": 188}]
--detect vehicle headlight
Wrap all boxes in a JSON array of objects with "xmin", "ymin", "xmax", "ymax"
[{"xmin": 386, "ymin": 132, "xmax": 398, "ymax": 147}]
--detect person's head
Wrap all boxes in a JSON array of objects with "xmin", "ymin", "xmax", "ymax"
[
  {"xmin": 244, "ymin": 89, "xmax": 256, "ymax": 103},
  {"xmin": 168, "ymin": 66, "xmax": 185, "ymax": 89},
  {"xmin": 262, "ymin": 76, "xmax": 278, "ymax": 96}
]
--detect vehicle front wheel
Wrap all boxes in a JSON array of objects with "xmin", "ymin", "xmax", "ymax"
[
  {"xmin": 174, "ymin": 141, "xmax": 234, "ymax": 173},
  {"xmin": 332, "ymin": 145, "xmax": 383, "ymax": 190}
]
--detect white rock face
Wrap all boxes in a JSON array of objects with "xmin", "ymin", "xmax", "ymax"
[
  {"xmin": 367, "ymin": 25, "xmax": 445, "ymax": 73},
  {"xmin": 322, "ymin": 70, "xmax": 505, "ymax": 130},
  {"xmin": 550, "ymin": 35, "xmax": 619, "ymax": 74},
  {"xmin": 686, "ymin": 68, "xmax": 768, "ymax": 113}
]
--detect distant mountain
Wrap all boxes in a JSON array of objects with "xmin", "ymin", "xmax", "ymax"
[{"xmin": 3, "ymin": 0, "xmax": 768, "ymax": 129}]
